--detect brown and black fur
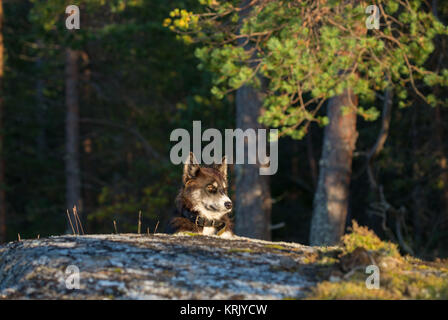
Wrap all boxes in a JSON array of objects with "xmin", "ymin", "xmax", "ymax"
[{"xmin": 166, "ymin": 152, "xmax": 234, "ymax": 237}]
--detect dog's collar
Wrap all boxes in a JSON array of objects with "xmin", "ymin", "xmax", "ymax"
[{"xmin": 181, "ymin": 208, "xmax": 226, "ymax": 231}]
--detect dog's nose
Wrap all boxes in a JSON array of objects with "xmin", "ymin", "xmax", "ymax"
[{"xmin": 224, "ymin": 201, "xmax": 233, "ymax": 209}]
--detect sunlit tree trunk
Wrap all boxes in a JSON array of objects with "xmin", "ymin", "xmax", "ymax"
[
  {"xmin": 65, "ymin": 48, "xmax": 81, "ymax": 232},
  {"xmin": 234, "ymin": 0, "xmax": 271, "ymax": 240},
  {"xmin": 235, "ymin": 85, "xmax": 271, "ymax": 240},
  {"xmin": 309, "ymin": 89, "xmax": 358, "ymax": 245},
  {"xmin": 0, "ymin": 0, "xmax": 5, "ymax": 243}
]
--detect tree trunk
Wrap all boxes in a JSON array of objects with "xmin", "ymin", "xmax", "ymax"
[
  {"xmin": 309, "ymin": 89, "xmax": 358, "ymax": 245},
  {"xmin": 234, "ymin": 0, "xmax": 271, "ymax": 240},
  {"xmin": 431, "ymin": 0, "xmax": 448, "ymax": 228},
  {"xmin": 235, "ymin": 85, "xmax": 271, "ymax": 240},
  {"xmin": 0, "ymin": 0, "xmax": 5, "ymax": 243},
  {"xmin": 36, "ymin": 40, "xmax": 46, "ymax": 160},
  {"xmin": 306, "ymin": 130, "xmax": 318, "ymax": 188},
  {"xmin": 81, "ymin": 51, "xmax": 94, "ymax": 232},
  {"xmin": 434, "ymin": 106, "xmax": 448, "ymax": 225},
  {"xmin": 65, "ymin": 48, "xmax": 81, "ymax": 232},
  {"xmin": 411, "ymin": 103, "xmax": 424, "ymax": 249}
]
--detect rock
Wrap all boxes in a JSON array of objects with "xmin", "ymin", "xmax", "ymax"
[
  {"xmin": 0, "ymin": 233, "xmax": 319, "ymax": 300},
  {"xmin": 339, "ymin": 247, "xmax": 372, "ymax": 272}
]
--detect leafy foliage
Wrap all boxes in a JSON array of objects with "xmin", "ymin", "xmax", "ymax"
[
  {"xmin": 2, "ymin": 0, "xmax": 448, "ymax": 262},
  {"xmin": 166, "ymin": 0, "xmax": 448, "ymax": 139},
  {"xmin": 4, "ymin": 0, "xmax": 233, "ymax": 238},
  {"xmin": 341, "ymin": 220, "xmax": 400, "ymax": 257},
  {"xmin": 307, "ymin": 221, "xmax": 448, "ymax": 299}
]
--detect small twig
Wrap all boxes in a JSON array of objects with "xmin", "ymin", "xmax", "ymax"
[
  {"xmin": 17, "ymin": 233, "xmax": 21, "ymax": 241},
  {"xmin": 138, "ymin": 211, "xmax": 142, "ymax": 234},
  {"xmin": 370, "ymin": 186, "xmax": 415, "ymax": 256},
  {"xmin": 113, "ymin": 220, "xmax": 118, "ymax": 234},
  {"xmin": 66, "ymin": 209, "xmax": 75, "ymax": 235},
  {"xmin": 289, "ymin": 177, "xmax": 314, "ymax": 193},
  {"xmin": 154, "ymin": 221, "xmax": 160, "ymax": 234},
  {"xmin": 37, "ymin": 234, "xmax": 40, "ymax": 240},
  {"xmin": 72, "ymin": 208, "xmax": 79, "ymax": 235},
  {"xmin": 354, "ymin": 83, "xmax": 393, "ymax": 182},
  {"xmin": 73, "ymin": 206, "xmax": 85, "ymax": 235},
  {"xmin": 395, "ymin": 208, "xmax": 415, "ymax": 256},
  {"xmin": 343, "ymin": 266, "xmax": 365, "ymax": 280},
  {"xmin": 147, "ymin": 227, "xmax": 150, "ymax": 236},
  {"xmin": 79, "ymin": 118, "xmax": 163, "ymax": 161},
  {"xmin": 270, "ymin": 222, "xmax": 285, "ymax": 230}
]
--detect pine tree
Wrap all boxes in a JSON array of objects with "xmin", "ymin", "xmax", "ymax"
[{"xmin": 166, "ymin": 0, "xmax": 448, "ymax": 244}]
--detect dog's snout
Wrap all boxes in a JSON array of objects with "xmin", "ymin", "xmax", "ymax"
[{"xmin": 224, "ymin": 201, "xmax": 233, "ymax": 209}]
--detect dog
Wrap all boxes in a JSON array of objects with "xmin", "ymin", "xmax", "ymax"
[{"xmin": 166, "ymin": 152, "xmax": 234, "ymax": 238}]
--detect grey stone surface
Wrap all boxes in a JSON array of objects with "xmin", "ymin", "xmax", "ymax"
[{"xmin": 0, "ymin": 233, "xmax": 319, "ymax": 299}]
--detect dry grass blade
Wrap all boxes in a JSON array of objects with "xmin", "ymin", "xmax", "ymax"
[
  {"xmin": 73, "ymin": 206, "xmax": 85, "ymax": 235},
  {"xmin": 72, "ymin": 208, "xmax": 80, "ymax": 235},
  {"xmin": 113, "ymin": 220, "xmax": 118, "ymax": 234},
  {"xmin": 66, "ymin": 209, "xmax": 76, "ymax": 235},
  {"xmin": 138, "ymin": 211, "xmax": 142, "ymax": 234},
  {"xmin": 154, "ymin": 221, "xmax": 160, "ymax": 234}
]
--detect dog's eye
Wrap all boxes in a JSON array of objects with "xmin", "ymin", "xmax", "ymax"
[{"xmin": 206, "ymin": 185, "xmax": 217, "ymax": 193}]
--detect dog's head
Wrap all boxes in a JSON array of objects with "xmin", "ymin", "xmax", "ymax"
[{"xmin": 180, "ymin": 152, "xmax": 232, "ymax": 220}]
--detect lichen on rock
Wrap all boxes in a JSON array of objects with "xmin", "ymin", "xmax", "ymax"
[
  {"xmin": 0, "ymin": 233, "xmax": 317, "ymax": 299},
  {"xmin": 1, "ymin": 227, "xmax": 446, "ymax": 300}
]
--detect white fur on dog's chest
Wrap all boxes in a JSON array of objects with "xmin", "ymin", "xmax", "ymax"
[
  {"xmin": 202, "ymin": 226, "xmax": 216, "ymax": 236},
  {"xmin": 201, "ymin": 226, "xmax": 233, "ymax": 238}
]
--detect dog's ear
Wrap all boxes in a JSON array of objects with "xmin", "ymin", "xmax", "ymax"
[
  {"xmin": 183, "ymin": 152, "xmax": 200, "ymax": 184},
  {"xmin": 214, "ymin": 156, "xmax": 227, "ymax": 181}
]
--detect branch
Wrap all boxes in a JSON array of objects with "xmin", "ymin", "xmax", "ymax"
[
  {"xmin": 366, "ymin": 86, "xmax": 394, "ymax": 189},
  {"xmin": 80, "ymin": 118, "xmax": 163, "ymax": 161},
  {"xmin": 354, "ymin": 84, "xmax": 394, "ymax": 184},
  {"xmin": 367, "ymin": 186, "xmax": 415, "ymax": 256}
]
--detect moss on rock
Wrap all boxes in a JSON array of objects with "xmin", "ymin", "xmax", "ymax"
[{"xmin": 306, "ymin": 221, "xmax": 448, "ymax": 299}]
